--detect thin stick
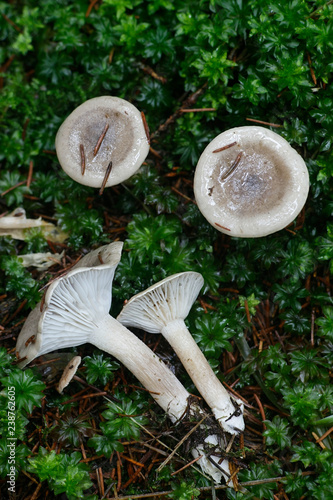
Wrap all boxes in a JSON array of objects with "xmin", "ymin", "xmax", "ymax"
[
  {"xmin": 308, "ymin": 0, "xmax": 333, "ymax": 18},
  {"xmin": 85, "ymin": 0, "xmax": 100, "ymax": 17},
  {"xmin": 253, "ymin": 393, "xmax": 267, "ymax": 432},
  {"xmin": 99, "ymin": 161, "xmax": 113, "ymax": 195},
  {"xmin": 213, "ymin": 142, "xmax": 237, "ymax": 153},
  {"xmin": 316, "ymin": 426, "xmax": 333, "ymax": 443},
  {"xmin": 310, "ymin": 308, "xmax": 315, "ymax": 346},
  {"xmin": 171, "ymin": 455, "xmax": 203, "ymax": 475},
  {"xmin": 1, "ymin": 180, "xmax": 26, "ymax": 196},
  {"xmin": 139, "ymin": 63, "xmax": 167, "ymax": 84},
  {"xmin": 312, "ymin": 432, "xmax": 326, "ymax": 450},
  {"xmin": 22, "ymin": 118, "xmax": 30, "ymax": 140},
  {"xmin": 181, "ymin": 108, "xmax": 216, "ymax": 113},
  {"xmin": 139, "ymin": 442, "xmax": 169, "ymax": 457},
  {"xmin": 220, "ymin": 152, "xmax": 243, "ymax": 181},
  {"xmin": 141, "ymin": 111, "xmax": 150, "ymax": 144},
  {"xmin": 80, "ymin": 144, "xmax": 86, "ymax": 175},
  {"xmin": 171, "ymin": 186, "xmax": 195, "ymax": 203},
  {"xmin": 61, "ymin": 392, "xmax": 107, "ymax": 405},
  {"xmin": 94, "ymin": 123, "xmax": 109, "ymax": 156},
  {"xmin": 225, "ymin": 434, "xmax": 236, "ymax": 454},
  {"xmin": 121, "ymin": 455, "xmax": 144, "ymax": 468},
  {"xmin": 246, "ymin": 118, "xmax": 283, "ymax": 128},
  {"xmin": 26, "ymin": 160, "xmax": 34, "ymax": 188},
  {"xmin": 156, "ymin": 414, "xmax": 208, "ymax": 473},
  {"xmin": 215, "ymin": 222, "xmax": 231, "ymax": 231},
  {"xmin": 1, "ymin": 13, "xmax": 22, "ymax": 32},
  {"xmin": 30, "ymin": 482, "xmax": 42, "ymax": 500},
  {"xmin": 98, "ymin": 467, "xmax": 105, "ymax": 497},
  {"xmin": 108, "ymin": 47, "xmax": 115, "ymax": 64},
  {"xmin": 151, "ymin": 82, "xmax": 208, "ymax": 139},
  {"xmin": 307, "ymin": 52, "xmax": 317, "ymax": 85}
]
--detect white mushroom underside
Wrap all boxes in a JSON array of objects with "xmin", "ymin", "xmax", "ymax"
[
  {"xmin": 117, "ymin": 272, "xmax": 204, "ymax": 333},
  {"xmin": 194, "ymin": 126, "xmax": 309, "ymax": 237},
  {"xmin": 39, "ymin": 268, "xmax": 114, "ymax": 356}
]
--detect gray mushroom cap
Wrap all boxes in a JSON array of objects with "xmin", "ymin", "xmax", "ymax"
[
  {"xmin": 117, "ymin": 272, "xmax": 204, "ymax": 333},
  {"xmin": 194, "ymin": 126, "xmax": 309, "ymax": 238},
  {"xmin": 55, "ymin": 96, "xmax": 150, "ymax": 188},
  {"xmin": 16, "ymin": 241, "xmax": 123, "ymax": 367}
]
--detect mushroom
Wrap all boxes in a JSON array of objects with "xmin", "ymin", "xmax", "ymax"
[
  {"xmin": 55, "ymin": 96, "xmax": 150, "ymax": 192},
  {"xmin": 57, "ymin": 355, "xmax": 81, "ymax": 394},
  {"xmin": 193, "ymin": 126, "xmax": 309, "ymax": 237},
  {"xmin": 15, "ymin": 242, "xmax": 233, "ymax": 483},
  {"xmin": 15, "ymin": 242, "xmax": 188, "ymax": 420},
  {"xmin": 117, "ymin": 272, "xmax": 244, "ymax": 435}
]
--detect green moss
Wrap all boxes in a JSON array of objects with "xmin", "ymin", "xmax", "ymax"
[{"xmin": 1, "ymin": 0, "xmax": 333, "ymax": 497}]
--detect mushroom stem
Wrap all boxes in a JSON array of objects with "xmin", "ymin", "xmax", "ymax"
[
  {"xmin": 161, "ymin": 319, "xmax": 243, "ymax": 434},
  {"xmin": 90, "ymin": 315, "xmax": 190, "ymax": 422},
  {"xmin": 117, "ymin": 272, "xmax": 245, "ymax": 435},
  {"xmin": 94, "ymin": 318, "xmax": 234, "ymax": 482}
]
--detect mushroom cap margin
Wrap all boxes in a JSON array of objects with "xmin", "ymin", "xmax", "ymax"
[
  {"xmin": 55, "ymin": 96, "xmax": 150, "ymax": 188},
  {"xmin": 15, "ymin": 241, "xmax": 123, "ymax": 367},
  {"xmin": 193, "ymin": 126, "xmax": 309, "ymax": 238}
]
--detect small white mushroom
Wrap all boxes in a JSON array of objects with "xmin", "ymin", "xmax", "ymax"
[
  {"xmin": 57, "ymin": 355, "xmax": 81, "ymax": 394},
  {"xmin": 117, "ymin": 272, "xmax": 245, "ymax": 435},
  {"xmin": 55, "ymin": 96, "xmax": 150, "ymax": 191},
  {"xmin": 193, "ymin": 126, "xmax": 309, "ymax": 237},
  {"xmin": 15, "ymin": 242, "xmax": 234, "ymax": 483}
]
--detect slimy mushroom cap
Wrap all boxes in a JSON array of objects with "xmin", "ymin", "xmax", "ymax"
[
  {"xmin": 55, "ymin": 96, "xmax": 149, "ymax": 188},
  {"xmin": 194, "ymin": 126, "xmax": 309, "ymax": 237}
]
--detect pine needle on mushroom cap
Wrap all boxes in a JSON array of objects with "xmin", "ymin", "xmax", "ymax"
[{"xmin": 55, "ymin": 96, "xmax": 150, "ymax": 189}]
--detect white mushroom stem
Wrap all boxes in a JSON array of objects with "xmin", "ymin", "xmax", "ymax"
[
  {"xmin": 90, "ymin": 315, "xmax": 190, "ymax": 421},
  {"xmin": 117, "ymin": 272, "xmax": 245, "ymax": 435},
  {"xmin": 161, "ymin": 319, "xmax": 243, "ymax": 434}
]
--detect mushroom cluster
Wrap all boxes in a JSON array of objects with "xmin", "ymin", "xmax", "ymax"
[
  {"xmin": 16, "ymin": 241, "xmax": 241, "ymax": 485},
  {"xmin": 17, "ymin": 110, "xmax": 310, "ymax": 485}
]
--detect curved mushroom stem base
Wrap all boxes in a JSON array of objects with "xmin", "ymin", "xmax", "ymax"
[
  {"xmin": 161, "ymin": 319, "xmax": 245, "ymax": 435},
  {"xmin": 91, "ymin": 316, "xmax": 235, "ymax": 484},
  {"xmin": 90, "ymin": 314, "xmax": 190, "ymax": 422}
]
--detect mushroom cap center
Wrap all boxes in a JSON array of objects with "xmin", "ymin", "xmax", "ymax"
[
  {"xmin": 211, "ymin": 140, "xmax": 291, "ymax": 215},
  {"xmin": 70, "ymin": 108, "xmax": 134, "ymax": 171}
]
